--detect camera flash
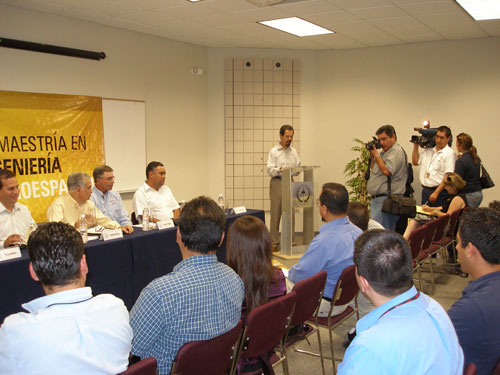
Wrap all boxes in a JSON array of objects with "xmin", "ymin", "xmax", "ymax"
[{"xmin": 423, "ymin": 120, "xmax": 430, "ymax": 126}]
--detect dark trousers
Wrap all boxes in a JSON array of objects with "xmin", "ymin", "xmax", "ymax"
[{"xmin": 421, "ymin": 186, "xmax": 449, "ymax": 207}]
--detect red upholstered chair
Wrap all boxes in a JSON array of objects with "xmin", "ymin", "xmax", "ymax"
[
  {"xmin": 439, "ymin": 208, "xmax": 462, "ymax": 265},
  {"xmin": 301, "ymin": 265, "xmax": 359, "ymax": 375},
  {"xmin": 418, "ymin": 219, "xmax": 439, "ymax": 294},
  {"xmin": 286, "ymin": 270, "xmax": 328, "ymax": 375},
  {"xmin": 118, "ymin": 357, "xmax": 157, "ymax": 375},
  {"xmin": 463, "ymin": 362, "xmax": 477, "ymax": 375},
  {"xmin": 408, "ymin": 225, "xmax": 426, "ymax": 291},
  {"xmin": 427, "ymin": 214, "xmax": 451, "ymax": 283},
  {"xmin": 492, "ymin": 355, "xmax": 500, "ymax": 375},
  {"xmin": 171, "ymin": 320, "xmax": 243, "ymax": 375},
  {"xmin": 233, "ymin": 292, "xmax": 296, "ymax": 375},
  {"xmin": 131, "ymin": 212, "xmax": 139, "ymax": 225}
]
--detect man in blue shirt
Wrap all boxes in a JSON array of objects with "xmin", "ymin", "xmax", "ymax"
[
  {"xmin": 288, "ymin": 183, "xmax": 362, "ymax": 316},
  {"xmin": 91, "ymin": 165, "xmax": 134, "ymax": 233},
  {"xmin": 130, "ymin": 196, "xmax": 244, "ymax": 375},
  {"xmin": 448, "ymin": 208, "xmax": 500, "ymax": 375},
  {"xmin": 0, "ymin": 222, "xmax": 133, "ymax": 374},
  {"xmin": 338, "ymin": 230, "xmax": 463, "ymax": 375}
]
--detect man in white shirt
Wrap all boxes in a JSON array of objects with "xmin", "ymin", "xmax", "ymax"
[
  {"xmin": 412, "ymin": 125, "xmax": 456, "ymax": 207},
  {"xmin": 133, "ymin": 161, "xmax": 180, "ymax": 223},
  {"xmin": 266, "ymin": 125, "xmax": 301, "ymax": 251},
  {"xmin": 90, "ymin": 165, "xmax": 134, "ymax": 233},
  {"xmin": 0, "ymin": 221, "xmax": 133, "ymax": 374},
  {"xmin": 0, "ymin": 168, "xmax": 36, "ymax": 249},
  {"xmin": 47, "ymin": 172, "xmax": 133, "ymax": 234}
]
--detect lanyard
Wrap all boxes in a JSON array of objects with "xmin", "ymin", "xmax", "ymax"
[{"xmin": 379, "ymin": 291, "xmax": 420, "ymax": 319}]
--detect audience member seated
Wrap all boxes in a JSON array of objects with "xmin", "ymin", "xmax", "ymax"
[
  {"xmin": 338, "ymin": 230, "xmax": 463, "ymax": 374},
  {"xmin": 403, "ymin": 173, "xmax": 467, "ymax": 240},
  {"xmin": 133, "ymin": 161, "xmax": 180, "ymax": 223},
  {"xmin": 130, "ymin": 196, "xmax": 244, "ymax": 375},
  {"xmin": 347, "ymin": 201, "xmax": 384, "ymax": 232},
  {"xmin": 227, "ymin": 215, "xmax": 286, "ymax": 374},
  {"xmin": 288, "ymin": 183, "xmax": 362, "ymax": 317},
  {"xmin": 448, "ymin": 208, "xmax": 500, "ymax": 375},
  {"xmin": 90, "ymin": 165, "xmax": 134, "ymax": 233},
  {"xmin": 489, "ymin": 200, "xmax": 500, "ymax": 213},
  {"xmin": 0, "ymin": 222, "xmax": 133, "ymax": 373},
  {"xmin": 47, "ymin": 172, "xmax": 132, "ymax": 233},
  {"xmin": 0, "ymin": 168, "xmax": 36, "ymax": 248}
]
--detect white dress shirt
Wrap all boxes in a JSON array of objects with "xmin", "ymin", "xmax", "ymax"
[
  {"xmin": 418, "ymin": 145, "xmax": 456, "ymax": 187},
  {"xmin": 90, "ymin": 186, "xmax": 132, "ymax": 226},
  {"xmin": 0, "ymin": 287, "xmax": 133, "ymax": 375},
  {"xmin": 266, "ymin": 144, "xmax": 301, "ymax": 177},
  {"xmin": 133, "ymin": 183, "xmax": 180, "ymax": 222},
  {"xmin": 0, "ymin": 202, "xmax": 35, "ymax": 249}
]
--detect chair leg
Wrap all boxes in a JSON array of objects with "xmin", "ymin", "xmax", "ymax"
[
  {"xmin": 328, "ymin": 324, "xmax": 336, "ymax": 375},
  {"xmin": 316, "ymin": 327, "xmax": 326, "ymax": 375}
]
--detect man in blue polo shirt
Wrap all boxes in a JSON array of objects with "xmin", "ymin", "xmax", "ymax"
[
  {"xmin": 339, "ymin": 230, "xmax": 463, "ymax": 374},
  {"xmin": 448, "ymin": 208, "xmax": 500, "ymax": 375}
]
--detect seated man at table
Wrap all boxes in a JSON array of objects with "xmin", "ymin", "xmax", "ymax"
[
  {"xmin": 133, "ymin": 161, "xmax": 180, "ymax": 223},
  {"xmin": 0, "ymin": 168, "xmax": 36, "ymax": 248},
  {"xmin": 448, "ymin": 208, "xmax": 500, "ymax": 375},
  {"xmin": 130, "ymin": 196, "xmax": 244, "ymax": 375},
  {"xmin": 338, "ymin": 230, "xmax": 463, "ymax": 374},
  {"xmin": 0, "ymin": 222, "xmax": 133, "ymax": 373},
  {"xmin": 47, "ymin": 172, "xmax": 132, "ymax": 234},
  {"xmin": 90, "ymin": 165, "xmax": 133, "ymax": 233}
]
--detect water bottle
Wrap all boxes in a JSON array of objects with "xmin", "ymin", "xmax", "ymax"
[
  {"xmin": 79, "ymin": 214, "xmax": 88, "ymax": 243},
  {"xmin": 142, "ymin": 206, "xmax": 150, "ymax": 231},
  {"xmin": 217, "ymin": 194, "xmax": 225, "ymax": 211}
]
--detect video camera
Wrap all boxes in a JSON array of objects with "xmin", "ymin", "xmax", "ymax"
[
  {"xmin": 410, "ymin": 121, "xmax": 452, "ymax": 149},
  {"xmin": 365, "ymin": 136, "xmax": 381, "ymax": 150}
]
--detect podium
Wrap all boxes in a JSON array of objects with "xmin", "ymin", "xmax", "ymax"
[{"xmin": 276, "ymin": 165, "xmax": 319, "ymax": 259}]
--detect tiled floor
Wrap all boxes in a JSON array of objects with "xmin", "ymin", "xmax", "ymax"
[{"xmin": 272, "ymin": 253, "xmax": 470, "ymax": 374}]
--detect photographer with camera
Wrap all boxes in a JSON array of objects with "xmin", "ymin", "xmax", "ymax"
[
  {"xmin": 366, "ymin": 125, "xmax": 407, "ymax": 231},
  {"xmin": 411, "ymin": 125, "xmax": 456, "ymax": 207}
]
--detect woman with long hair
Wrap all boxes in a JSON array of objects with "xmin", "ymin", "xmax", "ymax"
[
  {"xmin": 227, "ymin": 215, "xmax": 285, "ymax": 314},
  {"xmin": 455, "ymin": 133, "xmax": 482, "ymax": 207},
  {"xmin": 403, "ymin": 173, "xmax": 468, "ymax": 240},
  {"xmin": 227, "ymin": 216, "xmax": 286, "ymax": 375}
]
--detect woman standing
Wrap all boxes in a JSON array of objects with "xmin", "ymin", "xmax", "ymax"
[{"xmin": 455, "ymin": 133, "xmax": 482, "ymax": 207}]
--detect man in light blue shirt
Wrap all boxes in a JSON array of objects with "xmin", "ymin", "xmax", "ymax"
[
  {"xmin": 0, "ymin": 222, "xmax": 133, "ymax": 374},
  {"xmin": 338, "ymin": 230, "xmax": 463, "ymax": 375},
  {"xmin": 288, "ymin": 183, "xmax": 362, "ymax": 316},
  {"xmin": 91, "ymin": 165, "xmax": 134, "ymax": 232}
]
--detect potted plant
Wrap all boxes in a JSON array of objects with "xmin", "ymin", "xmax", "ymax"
[{"xmin": 344, "ymin": 138, "xmax": 371, "ymax": 205}]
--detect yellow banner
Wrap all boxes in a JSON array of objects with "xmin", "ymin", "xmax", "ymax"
[{"xmin": 0, "ymin": 90, "xmax": 105, "ymax": 222}]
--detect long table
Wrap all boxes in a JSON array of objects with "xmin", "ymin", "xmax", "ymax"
[{"xmin": 0, "ymin": 209, "xmax": 264, "ymax": 323}]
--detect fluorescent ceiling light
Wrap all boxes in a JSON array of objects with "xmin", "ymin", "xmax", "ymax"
[
  {"xmin": 259, "ymin": 17, "xmax": 334, "ymax": 37},
  {"xmin": 456, "ymin": 0, "xmax": 500, "ymax": 20}
]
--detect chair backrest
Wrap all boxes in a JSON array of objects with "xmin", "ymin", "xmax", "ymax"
[
  {"xmin": 446, "ymin": 209, "xmax": 462, "ymax": 238},
  {"xmin": 171, "ymin": 320, "xmax": 243, "ymax": 375},
  {"xmin": 331, "ymin": 265, "xmax": 359, "ymax": 306},
  {"xmin": 290, "ymin": 270, "xmax": 327, "ymax": 326},
  {"xmin": 421, "ymin": 219, "xmax": 438, "ymax": 250},
  {"xmin": 408, "ymin": 225, "xmax": 426, "ymax": 260},
  {"xmin": 119, "ymin": 357, "xmax": 157, "ymax": 375},
  {"xmin": 238, "ymin": 292, "xmax": 296, "ymax": 359},
  {"xmin": 432, "ymin": 214, "xmax": 450, "ymax": 243},
  {"xmin": 463, "ymin": 362, "xmax": 477, "ymax": 375}
]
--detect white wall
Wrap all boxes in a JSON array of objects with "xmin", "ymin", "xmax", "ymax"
[
  {"xmin": 315, "ymin": 38, "xmax": 500, "ymax": 207},
  {"xmin": 0, "ymin": 5, "xmax": 209, "ymax": 213}
]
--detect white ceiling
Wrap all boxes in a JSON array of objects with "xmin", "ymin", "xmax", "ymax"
[{"xmin": 2, "ymin": 0, "xmax": 500, "ymax": 50}]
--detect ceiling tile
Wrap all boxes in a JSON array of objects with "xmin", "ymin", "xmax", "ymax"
[
  {"xmin": 350, "ymin": 5, "xmax": 408, "ymax": 20},
  {"xmin": 274, "ymin": 0, "xmax": 340, "ymax": 16}
]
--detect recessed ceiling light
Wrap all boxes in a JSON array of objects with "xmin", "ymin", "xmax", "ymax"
[
  {"xmin": 258, "ymin": 17, "xmax": 334, "ymax": 37},
  {"xmin": 456, "ymin": 0, "xmax": 500, "ymax": 20},
  {"xmin": 187, "ymin": 0, "xmax": 204, "ymax": 2}
]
